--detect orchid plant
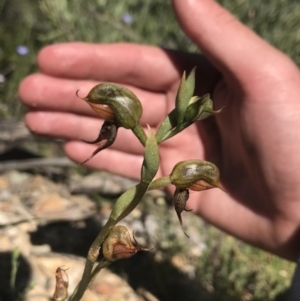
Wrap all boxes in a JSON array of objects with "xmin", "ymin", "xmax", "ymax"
[{"xmin": 52, "ymin": 68, "xmax": 224, "ymax": 301}]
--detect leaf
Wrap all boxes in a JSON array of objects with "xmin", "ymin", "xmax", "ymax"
[
  {"xmin": 155, "ymin": 68, "xmax": 199, "ymax": 144},
  {"xmin": 155, "ymin": 109, "xmax": 178, "ymax": 143},
  {"xmin": 175, "ymin": 67, "xmax": 196, "ymax": 128},
  {"xmin": 110, "ymin": 126, "xmax": 159, "ymax": 223},
  {"xmin": 141, "ymin": 126, "xmax": 159, "ymax": 184},
  {"xmin": 156, "ymin": 94, "xmax": 223, "ymax": 143},
  {"xmin": 183, "ymin": 94, "xmax": 223, "ymax": 128},
  {"xmin": 110, "ymin": 185, "xmax": 139, "ymax": 222}
]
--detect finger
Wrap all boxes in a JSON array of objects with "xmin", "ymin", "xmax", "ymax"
[
  {"xmin": 37, "ymin": 43, "xmax": 221, "ymax": 94},
  {"xmin": 64, "ymin": 141, "xmax": 154, "ymax": 180},
  {"xmin": 25, "ymin": 111, "xmax": 146, "ymax": 155},
  {"xmin": 173, "ymin": 0, "xmax": 294, "ymax": 86},
  {"xmin": 19, "ymin": 74, "xmax": 94, "ymax": 114},
  {"xmin": 37, "ymin": 43, "xmax": 181, "ymax": 91},
  {"xmin": 19, "ymin": 74, "xmax": 167, "ymax": 125}
]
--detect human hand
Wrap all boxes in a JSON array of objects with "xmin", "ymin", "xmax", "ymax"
[{"xmin": 19, "ymin": 0, "xmax": 300, "ymax": 260}]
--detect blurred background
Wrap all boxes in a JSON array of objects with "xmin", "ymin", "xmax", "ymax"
[{"xmin": 0, "ymin": 0, "xmax": 299, "ymax": 300}]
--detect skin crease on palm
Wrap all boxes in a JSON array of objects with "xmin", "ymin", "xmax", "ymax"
[{"xmin": 19, "ymin": 0, "xmax": 300, "ymax": 261}]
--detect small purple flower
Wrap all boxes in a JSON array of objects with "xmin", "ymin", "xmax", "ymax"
[
  {"xmin": 122, "ymin": 13, "xmax": 133, "ymax": 24},
  {"xmin": 16, "ymin": 45, "xmax": 29, "ymax": 56}
]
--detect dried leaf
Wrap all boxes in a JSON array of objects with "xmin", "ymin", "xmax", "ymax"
[{"xmin": 53, "ymin": 267, "xmax": 69, "ymax": 301}]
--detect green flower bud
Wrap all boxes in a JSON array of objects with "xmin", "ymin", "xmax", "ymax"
[
  {"xmin": 102, "ymin": 226, "xmax": 150, "ymax": 262},
  {"xmin": 77, "ymin": 82, "xmax": 143, "ymax": 129},
  {"xmin": 170, "ymin": 159, "xmax": 224, "ymax": 191},
  {"xmin": 77, "ymin": 82, "xmax": 145, "ymax": 163},
  {"xmin": 183, "ymin": 94, "xmax": 223, "ymax": 124}
]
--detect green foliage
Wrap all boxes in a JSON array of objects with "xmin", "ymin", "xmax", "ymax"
[
  {"xmin": 10, "ymin": 248, "xmax": 20, "ymax": 291},
  {"xmin": 219, "ymin": 0, "xmax": 300, "ymax": 65},
  {"xmin": 9, "ymin": 248, "xmax": 35, "ymax": 301},
  {"xmin": 1, "ymin": 0, "xmax": 300, "ymax": 118},
  {"xmin": 198, "ymin": 225, "xmax": 295, "ymax": 301},
  {"xmin": 156, "ymin": 69, "xmax": 222, "ymax": 143},
  {"xmin": 0, "ymin": 0, "xmax": 191, "ymax": 118},
  {"xmin": 176, "ymin": 68, "xmax": 196, "ymax": 128}
]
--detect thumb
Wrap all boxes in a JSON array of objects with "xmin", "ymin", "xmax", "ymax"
[{"xmin": 172, "ymin": 0, "xmax": 288, "ymax": 84}]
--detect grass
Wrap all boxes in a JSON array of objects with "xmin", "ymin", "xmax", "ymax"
[
  {"xmin": 1, "ymin": 0, "xmax": 300, "ymax": 118},
  {"xmin": 0, "ymin": 0, "xmax": 298, "ymax": 300},
  {"xmin": 197, "ymin": 226, "xmax": 294, "ymax": 301},
  {"xmin": 0, "ymin": 0, "xmax": 194, "ymax": 118}
]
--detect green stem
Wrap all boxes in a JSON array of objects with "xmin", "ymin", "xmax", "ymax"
[
  {"xmin": 71, "ymin": 258, "xmax": 111, "ymax": 300},
  {"xmin": 70, "ymin": 218, "xmax": 116, "ymax": 301},
  {"xmin": 148, "ymin": 176, "xmax": 171, "ymax": 190},
  {"xmin": 70, "ymin": 178, "xmax": 169, "ymax": 301},
  {"xmin": 71, "ymin": 128, "xmax": 159, "ymax": 300},
  {"xmin": 132, "ymin": 123, "xmax": 147, "ymax": 146},
  {"xmin": 111, "ymin": 182, "xmax": 149, "ymax": 223},
  {"xmin": 88, "ymin": 258, "xmax": 111, "ymax": 286},
  {"xmin": 71, "ymin": 183, "xmax": 150, "ymax": 300}
]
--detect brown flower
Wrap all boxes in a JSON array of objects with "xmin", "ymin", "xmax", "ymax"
[{"xmin": 102, "ymin": 226, "xmax": 151, "ymax": 262}]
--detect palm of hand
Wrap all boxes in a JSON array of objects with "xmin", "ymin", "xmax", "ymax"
[
  {"xmin": 19, "ymin": 42, "xmax": 300, "ymax": 260},
  {"xmin": 156, "ymin": 50, "xmax": 300, "ymax": 261},
  {"xmin": 207, "ymin": 61, "xmax": 300, "ymax": 260}
]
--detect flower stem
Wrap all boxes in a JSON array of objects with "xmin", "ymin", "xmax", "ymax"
[
  {"xmin": 69, "ymin": 218, "xmax": 116, "ymax": 301},
  {"xmin": 132, "ymin": 123, "xmax": 147, "ymax": 146},
  {"xmin": 88, "ymin": 258, "xmax": 111, "ymax": 287},
  {"xmin": 149, "ymin": 176, "xmax": 171, "ymax": 190}
]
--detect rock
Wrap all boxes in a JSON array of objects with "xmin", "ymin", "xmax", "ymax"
[
  {"xmin": 26, "ymin": 253, "xmax": 142, "ymax": 301},
  {"xmin": 0, "ymin": 194, "xmax": 34, "ymax": 226},
  {"xmin": 0, "ymin": 175, "xmax": 9, "ymax": 189},
  {"xmin": 68, "ymin": 171, "xmax": 138, "ymax": 195},
  {"xmin": 0, "ymin": 169, "xmax": 210, "ymax": 301}
]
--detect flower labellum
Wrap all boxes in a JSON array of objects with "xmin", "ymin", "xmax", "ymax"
[
  {"xmin": 173, "ymin": 188, "xmax": 191, "ymax": 237},
  {"xmin": 80, "ymin": 120, "xmax": 118, "ymax": 164}
]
